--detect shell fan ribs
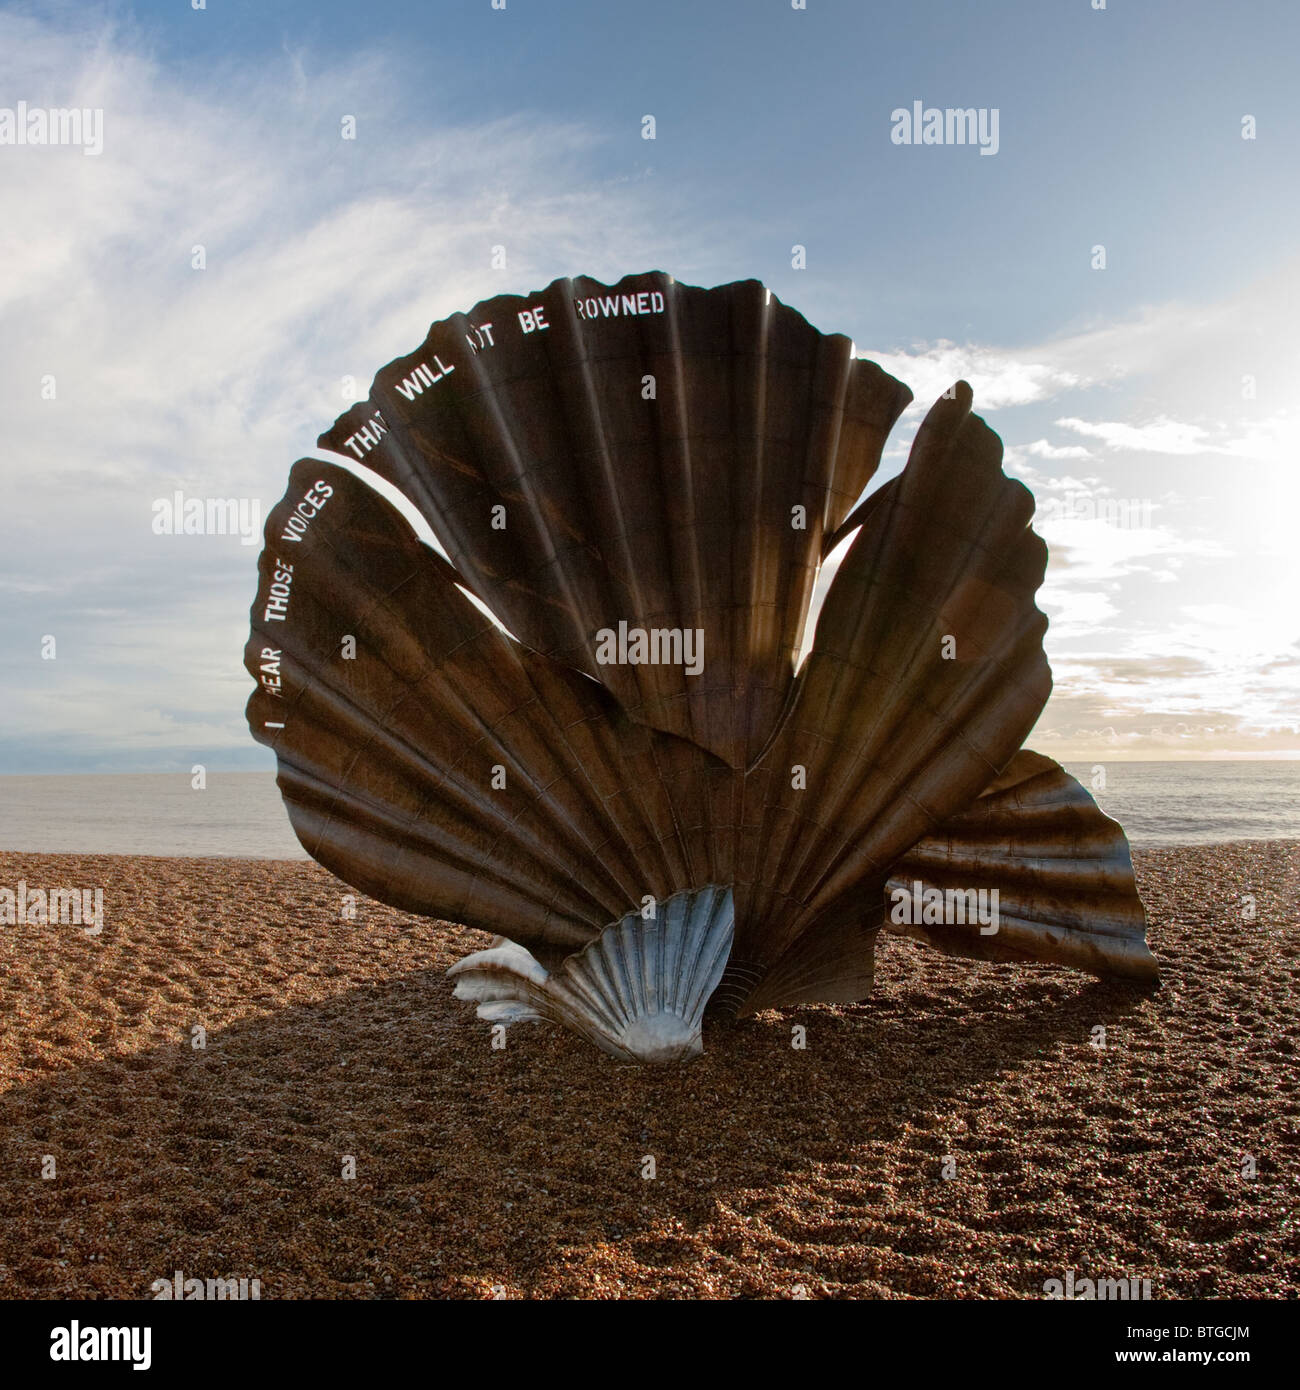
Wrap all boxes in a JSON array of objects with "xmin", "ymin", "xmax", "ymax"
[{"xmin": 245, "ymin": 270, "xmax": 1156, "ymax": 1064}]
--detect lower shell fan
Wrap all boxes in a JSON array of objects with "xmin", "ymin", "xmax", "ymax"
[{"xmin": 245, "ymin": 270, "xmax": 1157, "ymax": 1064}]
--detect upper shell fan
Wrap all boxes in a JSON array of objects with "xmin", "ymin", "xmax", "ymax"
[
  {"xmin": 247, "ymin": 271, "xmax": 1157, "ymax": 1064},
  {"xmin": 319, "ymin": 271, "xmax": 912, "ymax": 771}
]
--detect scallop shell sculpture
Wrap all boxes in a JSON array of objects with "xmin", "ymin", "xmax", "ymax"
[{"xmin": 245, "ymin": 271, "xmax": 1157, "ymax": 1064}]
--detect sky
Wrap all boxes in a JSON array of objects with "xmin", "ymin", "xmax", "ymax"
[{"xmin": 1, "ymin": 0, "xmax": 1297, "ymax": 771}]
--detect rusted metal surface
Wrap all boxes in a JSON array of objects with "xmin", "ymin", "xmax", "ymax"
[
  {"xmin": 887, "ymin": 750, "xmax": 1157, "ymax": 982},
  {"xmin": 246, "ymin": 271, "xmax": 1156, "ymax": 1050},
  {"xmin": 318, "ymin": 272, "xmax": 912, "ymax": 772}
]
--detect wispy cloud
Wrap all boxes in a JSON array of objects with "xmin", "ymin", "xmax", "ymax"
[
  {"xmin": 1023, "ymin": 439, "xmax": 1093, "ymax": 460},
  {"xmin": 859, "ymin": 340, "xmax": 1083, "ymax": 412},
  {"xmin": 0, "ymin": 12, "xmax": 688, "ymax": 768},
  {"xmin": 3, "ymin": 9, "xmax": 1297, "ymax": 769},
  {"xmin": 1055, "ymin": 416, "xmax": 1215, "ymax": 455},
  {"xmin": 883, "ymin": 277, "xmax": 1300, "ymax": 756}
]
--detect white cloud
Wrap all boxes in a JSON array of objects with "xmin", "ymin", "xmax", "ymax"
[
  {"xmin": 1056, "ymin": 416, "xmax": 1218, "ymax": 455},
  {"xmin": 858, "ymin": 340, "xmax": 1082, "ymax": 412},
  {"xmin": 1023, "ymin": 439, "xmax": 1093, "ymax": 460},
  {"xmin": 0, "ymin": 12, "xmax": 690, "ymax": 763},
  {"xmin": 1039, "ymin": 589, "xmax": 1118, "ymax": 639},
  {"xmin": 4, "ymin": 11, "xmax": 1298, "ymax": 767}
]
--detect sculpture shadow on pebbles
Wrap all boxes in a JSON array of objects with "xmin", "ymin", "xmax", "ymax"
[{"xmin": 1, "ymin": 848, "xmax": 1294, "ymax": 1298}]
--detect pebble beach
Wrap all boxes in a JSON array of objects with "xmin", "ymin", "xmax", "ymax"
[{"xmin": 1, "ymin": 842, "xmax": 1296, "ymax": 1300}]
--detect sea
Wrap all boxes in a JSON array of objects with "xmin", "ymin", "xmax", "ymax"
[{"xmin": 0, "ymin": 762, "xmax": 1297, "ymax": 858}]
